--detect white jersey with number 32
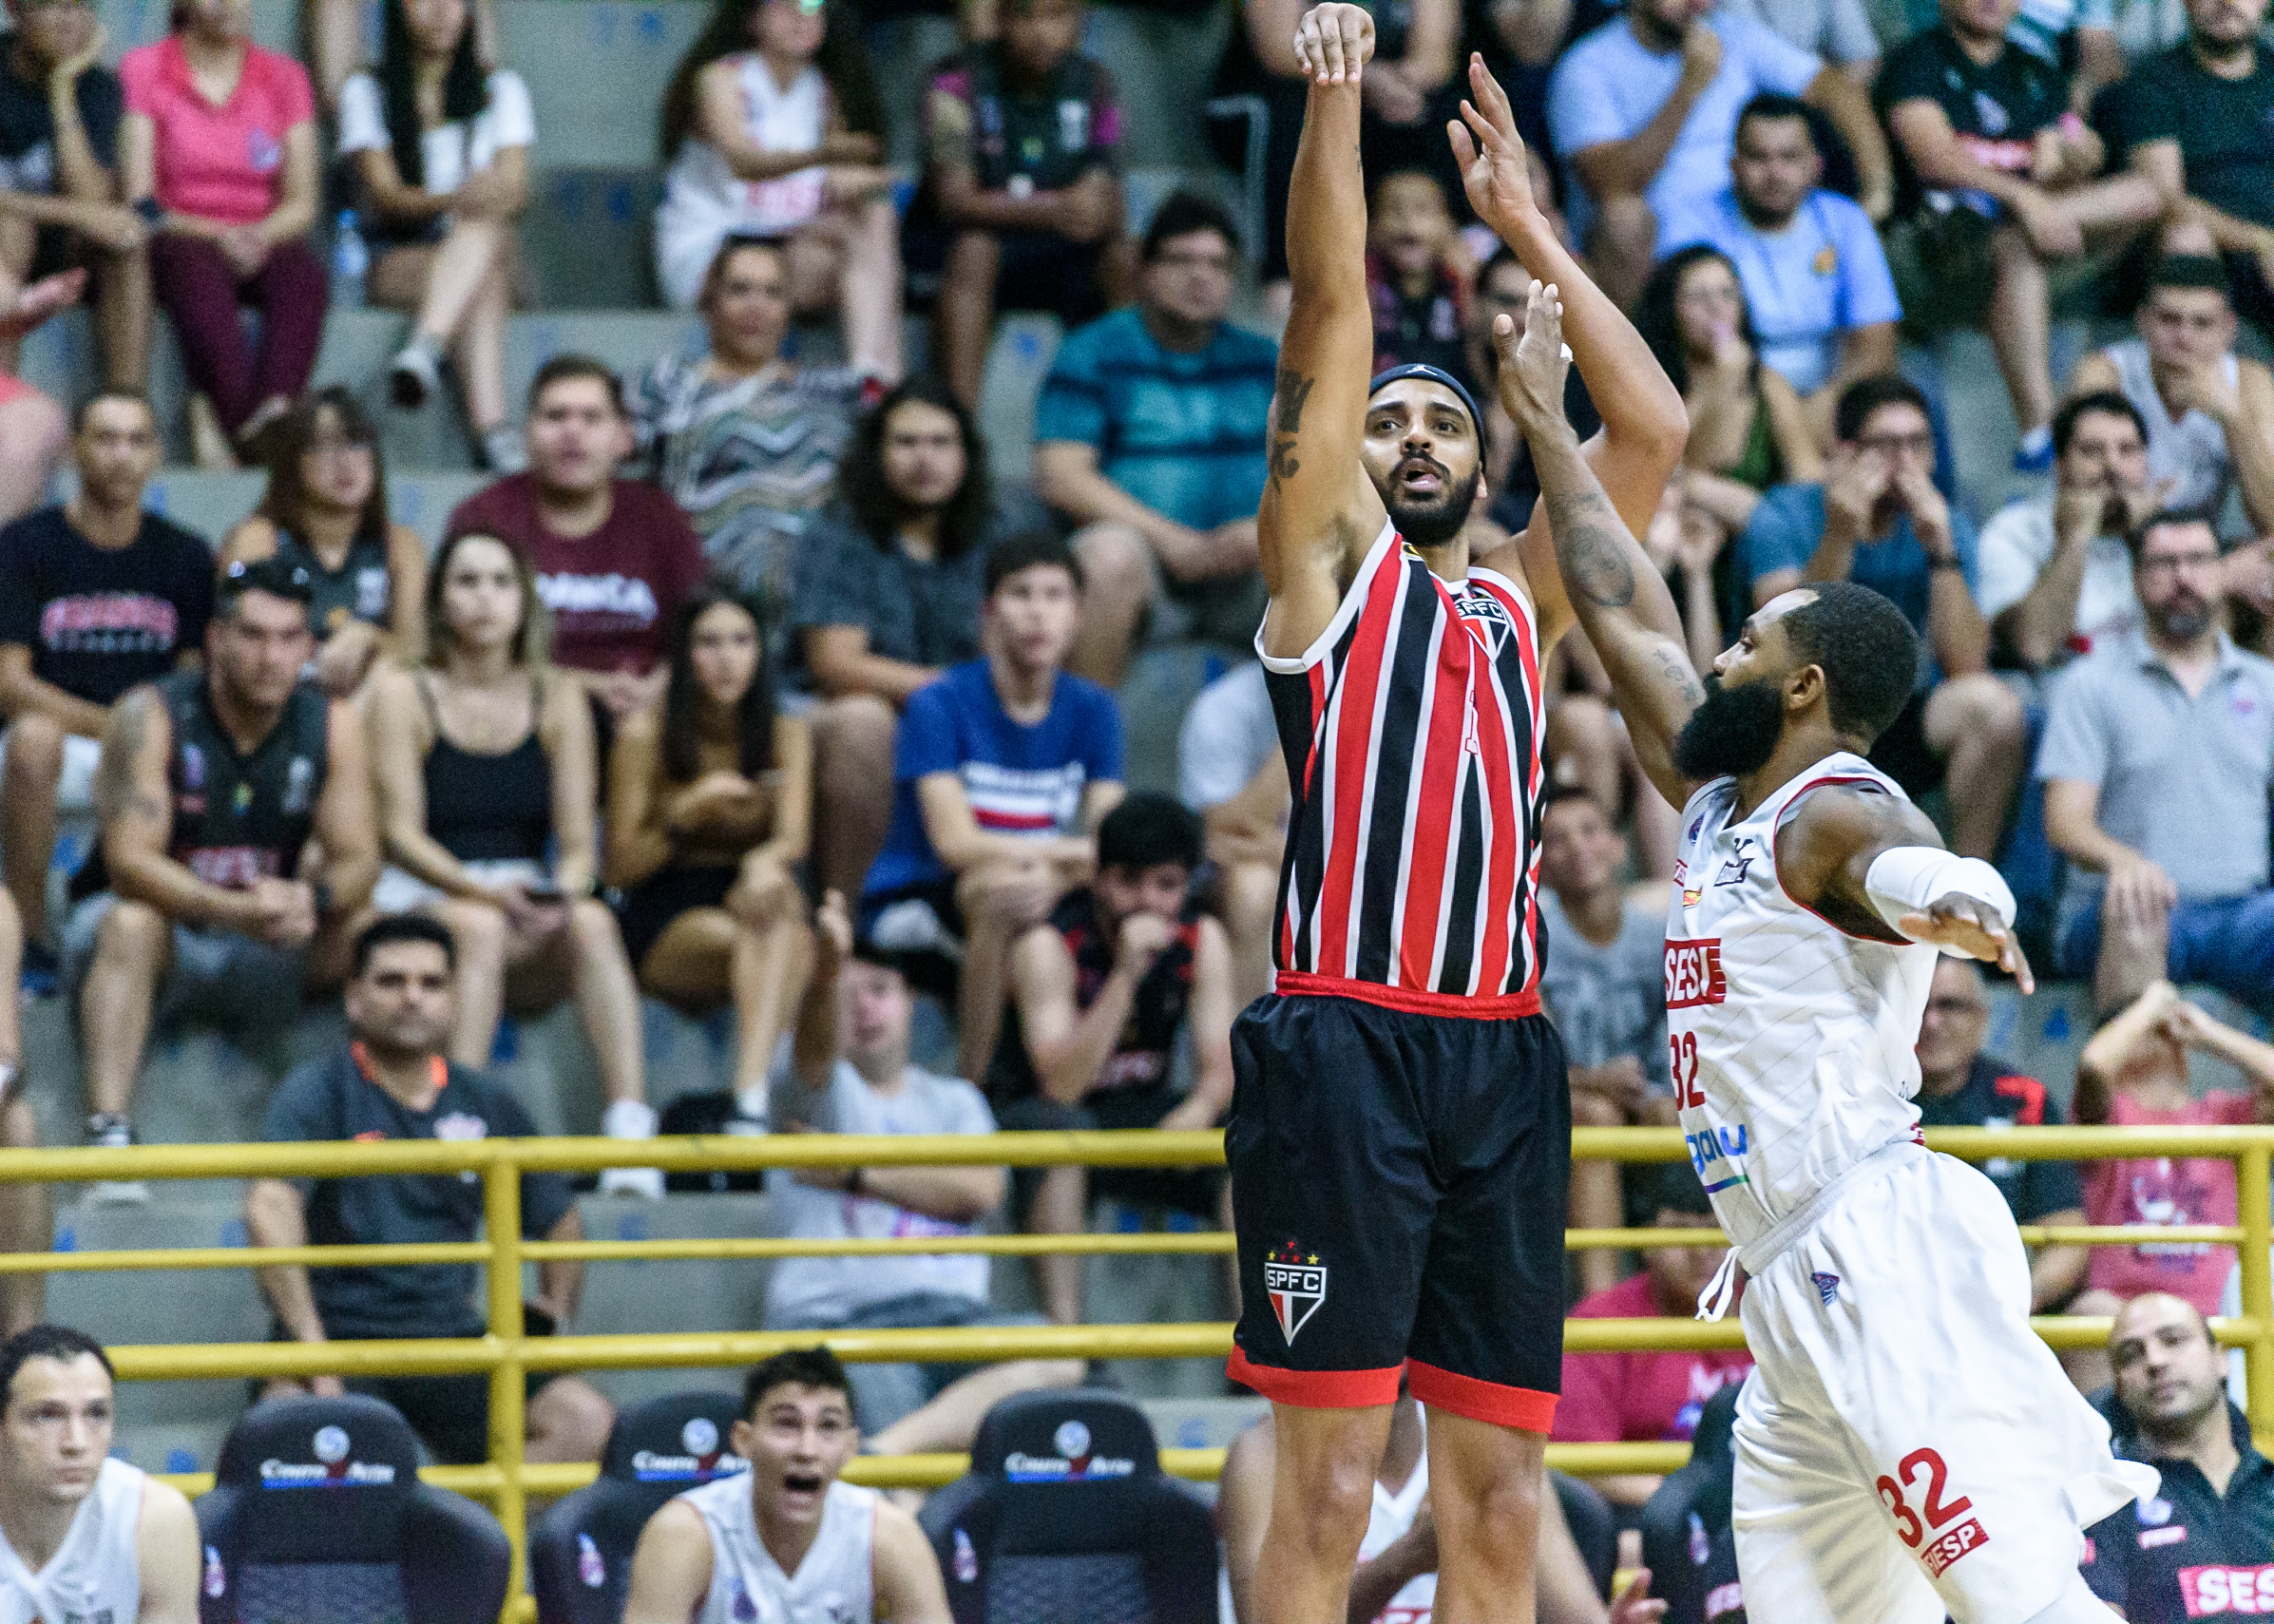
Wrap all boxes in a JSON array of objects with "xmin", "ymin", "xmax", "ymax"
[{"xmin": 1664, "ymin": 752, "xmax": 1939, "ymax": 1252}]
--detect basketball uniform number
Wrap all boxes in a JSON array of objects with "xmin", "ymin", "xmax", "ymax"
[
  {"xmin": 1670, "ymin": 1032, "xmax": 1703, "ymax": 1110},
  {"xmin": 1875, "ymin": 1448, "xmax": 1973, "ymax": 1550}
]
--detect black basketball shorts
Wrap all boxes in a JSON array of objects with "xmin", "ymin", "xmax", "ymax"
[{"xmin": 1225, "ymin": 984, "xmax": 1572, "ymax": 1431}]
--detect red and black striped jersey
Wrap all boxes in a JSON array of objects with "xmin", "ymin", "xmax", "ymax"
[{"xmin": 1261, "ymin": 520, "xmax": 1547, "ymax": 1015}]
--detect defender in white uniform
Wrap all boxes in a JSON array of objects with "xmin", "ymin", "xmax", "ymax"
[
  {"xmin": 0, "ymin": 1327, "xmax": 198, "ymax": 1624},
  {"xmin": 621, "ymin": 1348, "xmax": 949, "ymax": 1624},
  {"xmin": 1484, "ymin": 275, "xmax": 2157, "ymax": 1624}
]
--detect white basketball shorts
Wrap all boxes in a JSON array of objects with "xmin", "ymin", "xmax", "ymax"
[{"xmin": 1731, "ymin": 1146, "xmax": 2159, "ymax": 1624}]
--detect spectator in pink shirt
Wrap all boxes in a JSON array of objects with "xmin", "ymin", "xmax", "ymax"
[
  {"xmin": 1553, "ymin": 1164, "xmax": 1755, "ymax": 1508},
  {"xmin": 2061, "ymin": 980, "xmax": 2274, "ymax": 1390},
  {"xmin": 118, "ymin": 0, "xmax": 323, "ymax": 466}
]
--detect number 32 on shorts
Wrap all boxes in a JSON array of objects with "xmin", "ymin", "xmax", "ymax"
[{"xmin": 1876, "ymin": 1447, "xmax": 1993, "ymax": 1577}]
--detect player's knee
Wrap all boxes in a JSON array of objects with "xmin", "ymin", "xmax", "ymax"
[{"xmin": 1432, "ymin": 1455, "xmax": 1540, "ymax": 1551}]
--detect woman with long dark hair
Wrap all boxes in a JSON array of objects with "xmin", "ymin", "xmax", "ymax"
[
  {"xmin": 1636, "ymin": 244, "xmax": 1821, "ymax": 540},
  {"xmin": 790, "ymin": 375, "xmax": 1046, "ymax": 898},
  {"xmin": 605, "ymin": 589, "xmax": 812, "ymax": 1104},
  {"xmin": 219, "ymin": 387, "xmax": 428, "ymax": 697},
  {"xmin": 653, "ymin": 0, "xmax": 899, "ymax": 379},
  {"xmin": 365, "ymin": 531, "xmax": 661, "ymax": 1194},
  {"xmin": 337, "ymin": 0, "xmax": 532, "ymax": 471}
]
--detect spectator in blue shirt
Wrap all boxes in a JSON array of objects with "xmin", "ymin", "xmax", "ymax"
[
  {"xmin": 860, "ymin": 530, "xmax": 1125, "ymax": 1081},
  {"xmin": 1545, "ymin": 0, "xmax": 1891, "ymax": 308},
  {"xmin": 1738, "ymin": 373, "xmax": 2026, "ymax": 859},
  {"xmin": 1659, "ymin": 93, "xmax": 1901, "ymax": 444},
  {"xmin": 1034, "ymin": 191, "xmax": 1278, "ymax": 686}
]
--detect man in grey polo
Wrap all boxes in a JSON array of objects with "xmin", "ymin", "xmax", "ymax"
[{"xmin": 2038, "ymin": 510, "xmax": 2274, "ymax": 1014}]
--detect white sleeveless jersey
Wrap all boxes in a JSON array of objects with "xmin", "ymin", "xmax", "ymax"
[
  {"xmin": 1664, "ymin": 753, "xmax": 1938, "ymax": 1252},
  {"xmin": 682, "ymin": 1473, "xmax": 875, "ymax": 1624},
  {"xmin": 0, "ymin": 1458, "xmax": 145, "ymax": 1624}
]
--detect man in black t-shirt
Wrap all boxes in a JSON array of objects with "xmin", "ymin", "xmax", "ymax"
[
  {"xmin": 0, "ymin": 392, "xmax": 208, "ymax": 983},
  {"xmin": 244, "ymin": 915, "xmax": 614, "ymax": 1466},
  {"xmin": 1910, "ymin": 959, "xmax": 2089, "ymax": 1310},
  {"xmin": 987, "ymin": 793, "xmax": 1234, "ymax": 1325},
  {"xmin": 2082, "ymin": 1294, "xmax": 2274, "ymax": 1622},
  {"xmin": 908, "ymin": 0, "xmax": 1127, "ymax": 407},
  {"xmin": 0, "ymin": 0, "xmax": 147, "ymax": 391},
  {"xmin": 1877, "ymin": 0, "xmax": 2166, "ymax": 471},
  {"xmin": 2095, "ymin": 0, "xmax": 2274, "ymax": 339}
]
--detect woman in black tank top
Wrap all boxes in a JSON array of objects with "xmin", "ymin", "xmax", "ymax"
[
  {"xmin": 605, "ymin": 589, "xmax": 811, "ymax": 1105},
  {"xmin": 219, "ymin": 389, "xmax": 429, "ymax": 698},
  {"xmin": 366, "ymin": 532, "xmax": 661, "ymax": 1193}
]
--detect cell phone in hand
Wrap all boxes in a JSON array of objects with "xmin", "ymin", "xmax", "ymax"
[{"xmin": 523, "ymin": 882, "xmax": 565, "ymax": 905}]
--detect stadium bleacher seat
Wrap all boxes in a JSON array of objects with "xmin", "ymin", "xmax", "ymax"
[
  {"xmin": 198, "ymin": 1393, "xmax": 512, "ymax": 1624},
  {"xmin": 529, "ymin": 1389, "xmax": 747, "ymax": 1624},
  {"xmin": 918, "ymin": 1387, "xmax": 1216, "ymax": 1624}
]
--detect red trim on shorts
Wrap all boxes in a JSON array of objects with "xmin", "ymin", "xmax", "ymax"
[
  {"xmin": 1271, "ymin": 971, "xmax": 1542, "ymax": 1021},
  {"xmin": 1226, "ymin": 1348, "xmax": 1404, "ymax": 1408},
  {"xmin": 1405, "ymin": 1360, "xmax": 1558, "ymax": 1433}
]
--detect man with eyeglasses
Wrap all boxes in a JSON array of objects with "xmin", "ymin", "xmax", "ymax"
[
  {"xmin": 1736, "ymin": 371, "xmax": 2027, "ymax": 862},
  {"xmin": 2040, "ymin": 508, "xmax": 2274, "ymax": 1014},
  {"xmin": 0, "ymin": 0, "xmax": 147, "ymax": 392},
  {"xmin": 1033, "ymin": 189, "xmax": 1278, "ymax": 687}
]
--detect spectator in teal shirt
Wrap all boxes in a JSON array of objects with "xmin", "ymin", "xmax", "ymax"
[{"xmin": 1034, "ymin": 191, "xmax": 1278, "ymax": 685}]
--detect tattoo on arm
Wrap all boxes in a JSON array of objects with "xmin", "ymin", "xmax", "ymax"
[
  {"xmin": 1541, "ymin": 487, "xmax": 1638, "ymax": 609},
  {"xmin": 1650, "ymin": 641, "xmax": 1707, "ymax": 707},
  {"xmin": 1269, "ymin": 368, "xmax": 1314, "ymax": 487}
]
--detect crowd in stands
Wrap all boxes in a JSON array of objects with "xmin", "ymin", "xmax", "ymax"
[{"xmin": 2, "ymin": 0, "xmax": 2274, "ymax": 1607}]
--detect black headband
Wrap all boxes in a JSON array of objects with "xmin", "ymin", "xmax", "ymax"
[{"xmin": 1367, "ymin": 364, "xmax": 1483, "ymax": 439}]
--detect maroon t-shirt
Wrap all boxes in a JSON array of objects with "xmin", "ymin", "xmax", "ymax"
[
  {"xmin": 446, "ymin": 475, "xmax": 705, "ymax": 675},
  {"xmin": 1552, "ymin": 1272, "xmax": 1755, "ymax": 1444}
]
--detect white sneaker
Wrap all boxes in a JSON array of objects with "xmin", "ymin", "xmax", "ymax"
[
  {"xmin": 85, "ymin": 1115, "xmax": 147, "ymax": 1205},
  {"xmin": 599, "ymin": 1099, "xmax": 662, "ymax": 1198},
  {"xmin": 389, "ymin": 337, "xmax": 443, "ymax": 410}
]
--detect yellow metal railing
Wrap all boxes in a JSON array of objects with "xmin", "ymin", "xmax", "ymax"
[{"xmin": 4, "ymin": 1123, "xmax": 2269, "ymax": 1620}]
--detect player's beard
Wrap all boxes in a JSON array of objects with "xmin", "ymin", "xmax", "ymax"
[
  {"xmin": 1671, "ymin": 671, "xmax": 1787, "ymax": 780},
  {"xmin": 1383, "ymin": 461, "xmax": 1481, "ymax": 549}
]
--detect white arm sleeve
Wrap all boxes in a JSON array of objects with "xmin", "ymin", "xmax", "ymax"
[{"xmin": 1863, "ymin": 847, "xmax": 2016, "ymax": 942}]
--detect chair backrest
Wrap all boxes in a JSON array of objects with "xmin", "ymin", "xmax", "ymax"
[
  {"xmin": 531, "ymin": 1390, "xmax": 750, "ymax": 1624},
  {"xmin": 197, "ymin": 1394, "xmax": 509, "ymax": 1624},
  {"xmin": 918, "ymin": 1388, "xmax": 1217, "ymax": 1624},
  {"xmin": 1637, "ymin": 1382, "xmax": 1743, "ymax": 1624}
]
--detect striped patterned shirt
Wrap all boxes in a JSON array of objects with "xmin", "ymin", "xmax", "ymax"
[{"xmin": 1260, "ymin": 521, "xmax": 1548, "ymax": 1015}]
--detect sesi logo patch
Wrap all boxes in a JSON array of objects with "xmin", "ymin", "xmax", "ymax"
[
  {"xmin": 1666, "ymin": 941, "xmax": 1728, "ymax": 1008},
  {"xmin": 1920, "ymin": 1518, "xmax": 1989, "ymax": 1578},
  {"xmin": 2182, "ymin": 1566, "xmax": 2274, "ymax": 1616}
]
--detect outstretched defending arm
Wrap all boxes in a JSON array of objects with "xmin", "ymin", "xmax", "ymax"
[
  {"xmin": 1453, "ymin": 55, "xmax": 1688, "ymax": 652},
  {"xmin": 1777, "ymin": 786, "xmax": 2035, "ymax": 988},
  {"xmin": 1498, "ymin": 281, "xmax": 1701, "ymax": 811},
  {"xmin": 1256, "ymin": 3, "xmax": 1390, "ymax": 661}
]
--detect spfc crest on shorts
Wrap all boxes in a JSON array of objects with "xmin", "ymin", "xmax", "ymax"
[{"xmin": 1265, "ymin": 1241, "xmax": 1327, "ymax": 1345}]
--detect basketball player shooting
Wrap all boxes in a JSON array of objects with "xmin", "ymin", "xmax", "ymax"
[
  {"xmin": 1489, "ymin": 269, "xmax": 2159, "ymax": 1621},
  {"xmin": 1227, "ymin": 10, "xmax": 1685, "ymax": 1624}
]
